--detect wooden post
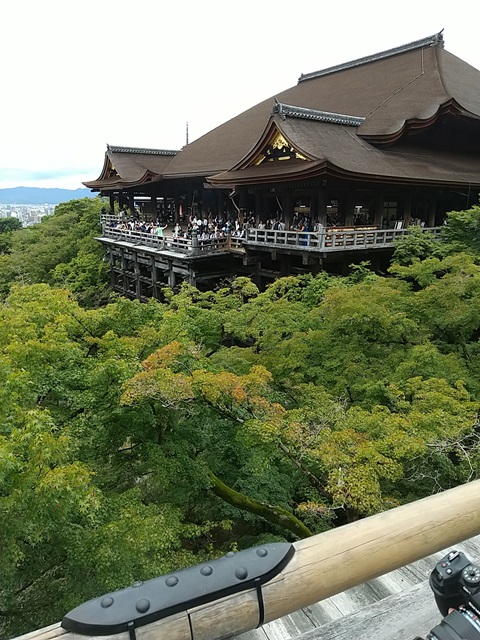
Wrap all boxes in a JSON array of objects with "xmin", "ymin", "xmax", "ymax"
[
  {"xmin": 344, "ymin": 191, "xmax": 356, "ymax": 226},
  {"xmin": 282, "ymin": 192, "xmax": 293, "ymax": 230},
  {"xmin": 317, "ymin": 189, "xmax": 327, "ymax": 227},
  {"xmin": 403, "ymin": 191, "xmax": 412, "ymax": 227},
  {"xmin": 255, "ymin": 192, "xmax": 262, "ymax": 226}
]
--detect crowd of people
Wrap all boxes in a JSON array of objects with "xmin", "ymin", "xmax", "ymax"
[{"xmin": 105, "ymin": 211, "xmax": 329, "ymax": 240}]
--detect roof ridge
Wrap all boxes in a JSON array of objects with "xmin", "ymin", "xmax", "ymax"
[
  {"xmin": 272, "ymin": 100, "xmax": 365, "ymax": 126},
  {"xmin": 298, "ymin": 30, "xmax": 444, "ymax": 83},
  {"xmin": 107, "ymin": 144, "xmax": 178, "ymax": 156}
]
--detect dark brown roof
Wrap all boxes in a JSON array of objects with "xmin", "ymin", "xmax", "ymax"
[
  {"xmin": 163, "ymin": 32, "xmax": 480, "ymax": 179},
  {"xmin": 84, "ymin": 145, "xmax": 178, "ymax": 191},
  {"xmin": 85, "ymin": 32, "xmax": 480, "ymax": 190},
  {"xmin": 209, "ymin": 113, "xmax": 480, "ymax": 187}
]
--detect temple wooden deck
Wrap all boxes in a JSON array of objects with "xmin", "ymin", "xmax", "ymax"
[{"xmin": 97, "ymin": 223, "xmax": 441, "ymax": 295}]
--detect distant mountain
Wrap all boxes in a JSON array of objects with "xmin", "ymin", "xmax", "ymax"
[{"xmin": 0, "ymin": 187, "xmax": 95, "ymax": 205}]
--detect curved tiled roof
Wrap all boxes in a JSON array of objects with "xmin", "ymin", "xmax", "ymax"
[
  {"xmin": 84, "ymin": 145, "xmax": 179, "ymax": 191},
  {"xmin": 209, "ymin": 113, "xmax": 480, "ymax": 187}
]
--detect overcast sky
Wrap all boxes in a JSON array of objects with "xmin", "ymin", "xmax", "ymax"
[{"xmin": 1, "ymin": 0, "xmax": 479, "ymax": 190}]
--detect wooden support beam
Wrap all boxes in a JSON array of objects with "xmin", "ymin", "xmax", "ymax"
[{"xmin": 243, "ymin": 255, "xmax": 259, "ymax": 266}]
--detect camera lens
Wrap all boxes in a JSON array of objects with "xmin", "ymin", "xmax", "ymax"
[{"xmin": 429, "ymin": 609, "xmax": 480, "ymax": 640}]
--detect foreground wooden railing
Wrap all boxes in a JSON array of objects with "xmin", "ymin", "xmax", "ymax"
[{"xmin": 13, "ymin": 480, "xmax": 480, "ymax": 640}]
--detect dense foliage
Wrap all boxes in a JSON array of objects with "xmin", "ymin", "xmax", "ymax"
[
  {"xmin": 1, "ymin": 199, "xmax": 480, "ymax": 637},
  {"xmin": 0, "ymin": 198, "xmax": 109, "ymax": 307}
]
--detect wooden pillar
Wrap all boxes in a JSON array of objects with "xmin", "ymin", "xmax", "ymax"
[
  {"xmin": 152, "ymin": 260, "xmax": 159, "ymax": 299},
  {"xmin": 344, "ymin": 191, "xmax": 356, "ymax": 226},
  {"xmin": 373, "ymin": 192, "xmax": 385, "ymax": 227},
  {"xmin": 128, "ymin": 193, "xmax": 135, "ymax": 216},
  {"xmin": 282, "ymin": 192, "xmax": 293, "ymax": 230},
  {"xmin": 109, "ymin": 194, "xmax": 115, "ymax": 214},
  {"xmin": 188, "ymin": 267, "xmax": 197, "ymax": 287},
  {"xmin": 120, "ymin": 249, "xmax": 128, "ymax": 296},
  {"xmin": 280, "ymin": 254, "xmax": 290, "ymax": 277},
  {"xmin": 150, "ymin": 196, "xmax": 157, "ymax": 221},
  {"xmin": 108, "ymin": 247, "xmax": 115, "ymax": 288},
  {"xmin": 403, "ymin": 192, "xmax": 412, "ymax": 227},
  {"xmin": 133, "ymin": 254, "xmax": 141, "ymax": 299},
  {"xmin": 317, "ymin": 189, "xmax": 327, "ymax": 226},
  {"xmin": 217, "ymin": 191, "xmax": 224, "ymax": 218},
  {"xmin": 427, "ymin": 196, "xmax": 437, "ymax": 227},
  {"xmin": 168, "ymin": 261, "xmax": 176, "ymax": 288},
  {"xmin": 239, "ymin": 190, "xmax": 248, "ymax": 215},
  {"xmin": 255, "ymin": 193, "xmax": 262, "ymax": 226}
]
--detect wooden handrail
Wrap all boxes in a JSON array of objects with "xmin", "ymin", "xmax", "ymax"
[{"xmin": 12, "ymin": 480, "xmax": 480, "ymax": 640}]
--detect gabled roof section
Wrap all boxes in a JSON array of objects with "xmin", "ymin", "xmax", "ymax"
[
  {"xmin": 83, "ymin": 145, "xmax": 179, "ymax": 191},
  {"xmin": 227, "ymin": 102, "xmax": 325, "ymax": 172},
  {"xmin": 298, "ymin": 31, "xmax": 445, "ymax": 83},
  {"xmin": 218, "ymin": 100, "xmax": 364, "ymax": 174}
]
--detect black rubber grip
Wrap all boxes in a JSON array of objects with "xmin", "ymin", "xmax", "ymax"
[{"xmin": 61, "ymin": 542, "xmax": 295, "ymax": 635}]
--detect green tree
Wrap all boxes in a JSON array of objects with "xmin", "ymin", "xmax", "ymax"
[
  {"xmin": 0, "ymin": 217, "xmax": 22, "ymax": 253},
  {"xmin": 0, "ymin": 198, "xmax": 108, "ymax": 306},
  {"xmin": 441, "ymin": 205, "xmax": 480, "ymax": 255}
]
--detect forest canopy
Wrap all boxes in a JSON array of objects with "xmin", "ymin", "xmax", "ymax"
[{"xmin": 1, "ymin": 199, "xmax": 480, "ymax": 637}]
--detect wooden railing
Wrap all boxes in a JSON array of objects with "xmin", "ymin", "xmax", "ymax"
[
  {"xmin": 246, "ymin": 226, "xmax": 442, "ymax": 250},
  {"xmin": 99, "ymin": 217, "xmax": 442, "ymax": 255},
  {"xmin": 13, "ymin": 480, "xmax": 480, "ymax": 640},
  {"xmin": 100, "ymin": 224, "xmax": 236, "ymax": 255}
]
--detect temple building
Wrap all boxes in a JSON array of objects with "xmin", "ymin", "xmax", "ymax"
[{"xmin": 85, "ymin": 31, "xmax": 480, "ymax": 295}]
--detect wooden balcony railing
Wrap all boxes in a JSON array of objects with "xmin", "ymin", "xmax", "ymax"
[
  {"xmin": 246, "ymin": 226, "xmax": 442, "ymax": 251},
  {"xmin": 99, "ymin": 217, "xmax": 442, "ymax": 256},
  {"xmin": 13, "ymin": 479, "xmax": 480, "ymax": 640}
]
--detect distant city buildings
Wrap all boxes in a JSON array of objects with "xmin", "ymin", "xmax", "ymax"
[{"xmin": 0, "ymin": 203, "xmax": 55, "ymax": 226}]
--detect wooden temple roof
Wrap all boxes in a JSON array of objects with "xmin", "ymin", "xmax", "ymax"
[
  {"xmin": 83, "ymin": 145, "xmax": 178, "ymax": 191},
  {"xmin": 84, "ymin": 31, "xmax": 480, "ymax": 191},
  {"xmin": 208, "ymin": 105, "xmax": 480, "ymax": 187}
]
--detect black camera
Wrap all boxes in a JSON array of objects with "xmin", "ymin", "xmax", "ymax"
[{"xmin": 427, "ymin": 549, "xmax": 480, "ymax": 640}]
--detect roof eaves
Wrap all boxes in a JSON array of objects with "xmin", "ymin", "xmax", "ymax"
[
  {"xmin": 298, "ymin": 30, "xmax": 444, "ymax": 83},
  {"xmin": 107, "ymin": 144, "xmax": 178, "ymax": 156},
  {"xmin": 273, "ymin": 100, "xmax": 365, "ymax": 127}
]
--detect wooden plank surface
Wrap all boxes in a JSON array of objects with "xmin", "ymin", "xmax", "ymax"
[
  {"xmin": 292, "ymin": 580, "xmax": 438, "ymax": 640},
  {"xmin": 236, "ymin": 534, "xmax": 480, "ymax": 640}
]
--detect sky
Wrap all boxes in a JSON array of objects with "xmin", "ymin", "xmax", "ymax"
[{"xmin": 1, "ymin": 0, "xmax": 479, "ymax": 190}]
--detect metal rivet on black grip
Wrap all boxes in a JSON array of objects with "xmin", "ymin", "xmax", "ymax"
[
  {"xmin": 136, "ymin": 599, "xmax": 150, "ymax": 613},
  {"xmin": 200, "ymin": 566, "xmax": 213, "ymax": 576},
  {"xmin": 100, "ymin": 597, "xmax": 114, "ymax": 608},
  {"xmin": 166, "ymin": 576, "xmax": 179, "ymax": 587},
  {"xmin": 235, "ymin": 567, "xmax": 248, "ymax": 580}
]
